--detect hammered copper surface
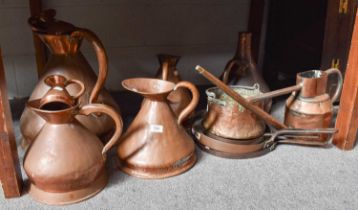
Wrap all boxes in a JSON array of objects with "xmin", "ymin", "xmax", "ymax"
[
  {"xmin": 203, "ymin": 85, "xmax": 266, "ymax": 139},
  {"xmin": 155, "ymin": 54, "xmax": 191, "ymax": 116},
  {"xmin": 117, "ymin": 78, "xmax": 199, "ymax": 179},
  {"xmin": 24, "ymin": 99, "xmax": 123, "ymax": 205},
  {"xmin": 20, "ymin": 10, "xmax": 119, "ymax": 145}
]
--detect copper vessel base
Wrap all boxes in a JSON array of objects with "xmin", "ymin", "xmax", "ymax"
[
  {"xmin": 192, "ymin": 118, "xmax": 272, "ymax": 159},
  {"xmin": 28, "ymin": 172, "xmax": 107, "ymax": 205},
  {"xmin": 119, "ymin": 154, "xmax": 196, "ymax": 179}
]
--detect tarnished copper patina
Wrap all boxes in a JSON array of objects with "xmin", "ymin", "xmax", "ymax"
[
  {"xmin": 24, "ymin": 83, "xmax": 123, "ymax": 205},
  {"xmin": 285, "ymin": 68, "xmax": 343, "ymax": 141},
  {"xmin": 20, "ymin": 10, "xmax": 119, "ymax": 146},
  {"xmin": 155, "ymin": 54, "xmax": 191, "ymax": 116},
  {"xmin": 203, "ymin": 84, "xmax": 266, "ymax": 139},
  {"xmin": 117, "ymin": 78, "xmax": 199, "ymax": 179}
]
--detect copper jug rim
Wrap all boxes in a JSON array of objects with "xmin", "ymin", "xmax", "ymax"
[
  {"xmin": 122, "ymin": 77, "xmax": 176, "ymax": 96},
  {"xmin": 298, "ymin": 69, "xmax": 327, "ymax": 79},
  {"xmin": 27, "ymin": 98, "xmax": 78, "ymax": 114}
]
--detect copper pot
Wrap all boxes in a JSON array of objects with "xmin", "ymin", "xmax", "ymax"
[
  {"xmin": 203, "ymin": 84, "xmax": 266, "ymax": 139},
  {"xmin": 117, "ymin": 78, "xmax": 199, "ymax": 179},
  {"xmin": 24, "ymin": 97, "xmax": 123, "ymax": 205},
  {"xmin": 285, "ymin": 68, "xmax": 343, "ymax": 141},
  {"xmin": 155, "ymin": 54, "xmax": 191, "ymax": 116},
  {"xmin": 20, "ymin": 10, "xmax": 119, "ymax": 146}
]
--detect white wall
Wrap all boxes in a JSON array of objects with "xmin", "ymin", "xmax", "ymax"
[{"xmin": 1, "ymin": 0, "xmax": 250, "ymax": 99}]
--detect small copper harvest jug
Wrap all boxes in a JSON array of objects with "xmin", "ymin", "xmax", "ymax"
[
  {"xmin": 155, "ymin": 54, "xmax": 192, "ymax": 116},
  {"xmin": 117, "ymin": 78, "xmax": 199, "ymax": 179},
  {"xmin": 285, "ymin": 68, "xmax": 343, "ymax": 140},
  {"xmin": 20, "ymin": 10, "xmax": 119, "ymax": 145},
  {"xmin": 24, "ymin": 92, "xmax": 123, "ymax": 205}
]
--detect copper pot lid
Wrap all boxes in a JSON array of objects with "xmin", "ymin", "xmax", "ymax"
[{"xmin": 28, "ymin": 9, "xmax": 77, "ymax": 35}]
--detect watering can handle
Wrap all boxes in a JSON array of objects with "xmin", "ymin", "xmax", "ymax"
[
  {"xmin": 79, "ymin": 104, "xmax": 123, "ymax": 160},
  {"xmin": 324, "ymin": 68, "xmax": 343, "ymax": 102},
  {"xmin": 174, "ymin": 81, "xmax": 200, "ymax": 125},
  {"xmin": 70, "ymin": 29, "xmax": 108, "ymax": 104},
  {"xmin": 222, "ymin": 59, "xmax": 239, "ymax": 84}
]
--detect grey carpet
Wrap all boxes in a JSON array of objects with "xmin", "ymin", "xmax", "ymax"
[{"xmin": 1, "ymin": 101, "xmax": 357, "ymax": 210}]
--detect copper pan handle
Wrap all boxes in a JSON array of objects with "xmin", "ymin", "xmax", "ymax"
[
  {"xmin": 195, "ymin": 65, "xmax": 287, "ymax": 129},
  {"xmin": 267, "ymin": 128, "xmax": 337, "ymax": 147},
  {"xmin": 79, "ymin": 104, "xmax": 123, "ymax": 160},
  {"xmin": 70, "ymin": 29, "xmax": 108, "ymax": 104},
  {"xmin": 174, "ymin": 81, "xmax": 200, "ymax": 125},
  {"xmin": 65, "ymin": 79, "xmax": 85, "ymax": 99},
  {"xmin": 324, "ymin": 68, "xmax": 343, "ymax": 102}
]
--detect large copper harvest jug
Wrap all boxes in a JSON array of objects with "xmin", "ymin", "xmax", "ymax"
[
  {"xmin": 24, "ymin": 95, "xmax": 123, "ymax": 205},
  {"xmin": 155, "ymin": 54, "xmax": 191, "ymax": 116},
  {"xmin": 20, "ymin": 10, "xmax": 119, "ymax": 144},
  {"xmin": 117, "ymin": 78, "xmax": 199, "ymax": 179}
]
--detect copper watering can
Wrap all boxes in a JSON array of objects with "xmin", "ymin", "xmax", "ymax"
[
  {"xmin": 117, "ymin": 78, "xmax": 199, "ymax": 179},
  {"xmin": 20, "ymin": 9, "xmax": 119, "ymax": 146},
  {"xmin": 155, "ymin": 54, "xmax": 192, "ymax": 117},
  {"xmin": 23, "ymin": 75, "xmax": 123, "ymax": 205}
]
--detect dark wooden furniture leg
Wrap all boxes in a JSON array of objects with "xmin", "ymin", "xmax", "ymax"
[
  {"xmin": 248, "ymin": 0, "xmax": 265, "ymax": 62},
  {"xmin": 333, "ymin": 11, "xmax": 358, "ymax": 150},
  {"xmin": 0, "ymin": 48, "xmax": 23, "ymax": 198},
  {"xmin": 29, "ymin": 0, "xmax": 47, "ymax": 78}
]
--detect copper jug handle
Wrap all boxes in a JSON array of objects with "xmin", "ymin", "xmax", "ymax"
[
  {"xmin": 324, "ymin": 68, "xmax": 343, "ymax": 102},
  {"xmin": 79, "ymin": 104, "xmax": 123, "ymax": 159},
  {"xmin": 65, "ymin": 79, "xmax": 86, "ymax": 99},
  {"xmin": 70, "ymin": 29, "xmax": 108, "ymax": 104},
  {"xmin": 174, "ymin": 81, "xmax": 200, "ymax": 125},
  {"xmin": 222, "ymin": 59, "xmax": 239, "ymax": 84}
]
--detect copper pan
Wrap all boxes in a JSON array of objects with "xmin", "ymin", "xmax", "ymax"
[{"xmin": 192, "ymin": 117, "xmax": 336, "ymax": 159}]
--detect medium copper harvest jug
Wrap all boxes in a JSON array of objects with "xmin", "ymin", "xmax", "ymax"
[
  {"xmin": 220, "ymin": 32, "xmax": 271, "ymax": 111},
  {"xmin": 20, "ymin": 10, "xmax": 119, "ymax": 145},
  {"xmin": 155, "ymin": 54, "xmax": 192, "ymax": 116},
  {"xmin": 117, "ymin": 78, "xmax": 199, "ymax": 179},
  {"xmin": 24, "ymin": 89, "xmax": 123, "ymax": 205},
  {"xmin": 284, "ymin": 68, "xmax": 343, "ymax": 140}
]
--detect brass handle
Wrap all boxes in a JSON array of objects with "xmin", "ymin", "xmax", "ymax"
[
  {"xmin": 65, "ymin": 79, "xmax": 85, "ymax": 99},
  {"xmin": 174, "ymin": 81, "xmax": 200, "ymax": 125},
  {"xmin": 70, "ymin": 29, "xmax": 108, "ymax": 103},
  {"xmin": 79, "ymin": 104, "xmax": 123, "ymax": 160},
  {"xmin": 325, "ymin": 68, "xmax": 343, "ymax": 102}
]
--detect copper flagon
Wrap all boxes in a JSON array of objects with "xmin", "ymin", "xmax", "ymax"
[{"xmin": 117, "ymin": 78, "xmax": 199, "ymax": 179}]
